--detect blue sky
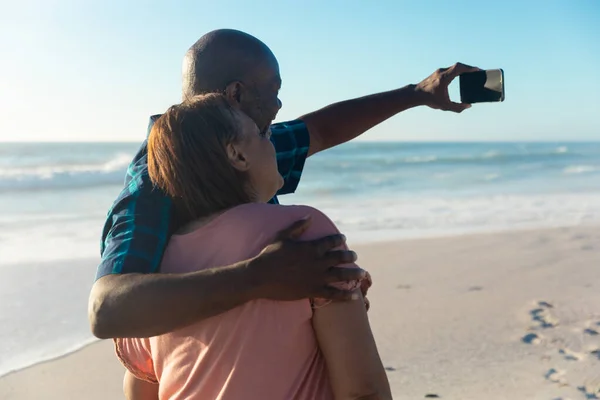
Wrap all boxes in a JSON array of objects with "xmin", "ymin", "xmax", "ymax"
[{"xmin": 1, "ymin": 0, "xmax": 598, "ymax": 142}]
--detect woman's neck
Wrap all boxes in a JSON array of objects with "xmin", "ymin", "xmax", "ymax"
[
  {"xmin": 175, "ymin": 198, "xmax": 266, "ymax": 235},
  {"xmin": 176, "ymin": 211, "xmax": 227, "ymax": 235}
]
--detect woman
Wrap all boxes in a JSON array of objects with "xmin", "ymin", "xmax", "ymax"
[{"xmin": 116, "ymin": 93, "xmax": 392, "ymax": 400}]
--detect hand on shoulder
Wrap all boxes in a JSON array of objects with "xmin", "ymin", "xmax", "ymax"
[{"xmin": 247, "ymin": 204, "xmax": 370, "ymax": 303}]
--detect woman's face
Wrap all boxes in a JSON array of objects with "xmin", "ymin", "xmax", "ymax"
[{"xmin": 231, "ymin": 110, "xmax": 283, "ymax": 202}]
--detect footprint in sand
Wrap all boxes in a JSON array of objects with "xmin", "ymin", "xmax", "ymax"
[
  {"xmin": 545, "ymin": 368, "xmax": 568, "ymax": 386},
  {"xmin": 523, "ymin": 304, "xmax": 600, "ymax": 399},
  {"xmin": 530, "ymin": 301, "xmax": 559, "ymax": 329},
  {"xmin": 522, "ymin": 332, "xmax": 543, "ymax": 345},
  {"xmin": 578, "ymin": 384, "xmax": 600, "ymax": 399},
  {"xmin": 584, "ymin": 328, "xmax": 599, "ymax": 336},
  {"xmin": 558, "ymin": 348, "xmax": 585, "ymax": 361},
  {"xmin": 589, "ymin": 348, "xmax": 600, "ymax": 360}
]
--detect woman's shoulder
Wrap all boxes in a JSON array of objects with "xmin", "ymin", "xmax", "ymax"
[
  {"xmin": 228, "ymin": 203, "xmax": 334, "ymax": 225},
  {"xmin": 173, "ymin": 203, "xmax": 338, "ymax": 240},
  {"xmin": 163, "ymin": 203, "xmax": 342, "ymax": 272},
  {"xmin": 231, "ymin": 203, "xmax": 341, "ymax": 241}
]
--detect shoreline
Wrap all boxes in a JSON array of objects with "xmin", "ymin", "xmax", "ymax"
[
  {"xmin": 0, "ymin": 337, "xmax": 101, "ymax": 380},
  {"xmin": 1, "ymin": 223, "xmax": 599, "ymax": 379},
  {"xmin": 342, "ymin": 220, "xmax": 600, "ymax": 246},
  {"xmin": 2, "ymin": 223, "xmax": 600, "ymax": 399},
  {"xmin": 4, "ymin": 220, "xmax": 599, "ymax": 268}
]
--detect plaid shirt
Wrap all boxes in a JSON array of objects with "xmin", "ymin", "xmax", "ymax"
[{"xmin": 96, "ymin": 115, "xmax": 310, "ymax": 280}]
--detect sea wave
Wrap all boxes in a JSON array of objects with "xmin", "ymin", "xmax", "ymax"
[
  {"xmin": 555, "ymin": 146, "xmax": 569, "ymax": 154},
  {"xmin": 395, "ymin": 149, "xmax": 574, "ymax": 165},
  {"xmin": 563, "ymin": 165, "xmax": 599, "ymax": 174},
  {"xmin": 308, "ymin": 191, "xmax": 600, "ymax": 240},
  {"xmin": 329, "ymin": 148, "xmax": 576, "ymax": 169},
  {"xmin": 0, "ymin": 153, "xmax": 131, "ymax": 191}
]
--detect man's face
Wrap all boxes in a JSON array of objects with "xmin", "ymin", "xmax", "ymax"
[{"xmin": 239, "ymin": 54, "xmax": 283, "ymax": 134}]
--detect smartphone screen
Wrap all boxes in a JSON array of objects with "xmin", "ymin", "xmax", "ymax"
[{"xmin": 459, "ymin": 69, "xmax": 504, "ymax": 104}]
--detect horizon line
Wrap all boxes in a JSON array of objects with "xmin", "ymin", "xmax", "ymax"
[{"xmin": 2, "ymin": 139, "xmax": 599, "ymax": 144}]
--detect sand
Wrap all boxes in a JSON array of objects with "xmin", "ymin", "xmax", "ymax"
[{"xmin": 1, "ymin": 225, "xmax": 600, "ymax": 400}]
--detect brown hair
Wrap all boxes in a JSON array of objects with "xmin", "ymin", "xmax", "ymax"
[{"xmin": 147, "ymin": 93, "xmax": 253, "ymax": 223}]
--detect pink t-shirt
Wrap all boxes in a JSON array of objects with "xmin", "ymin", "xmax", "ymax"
[{"xmin": 115, "ymin": 203, "xmax": 361, "ymax": 400}]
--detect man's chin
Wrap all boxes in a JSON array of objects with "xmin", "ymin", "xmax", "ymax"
[
  {"xmin": 264, "ymin": 118, "xmax": 275, "ymax": 131},
  {"xmin": 260, "ymin": 125, "xmax": 271, "ymax": 136}
]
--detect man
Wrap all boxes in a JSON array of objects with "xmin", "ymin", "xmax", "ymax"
[{"xmin": 89, "ymin": 29, "xmax": 476, "ymax": 339}]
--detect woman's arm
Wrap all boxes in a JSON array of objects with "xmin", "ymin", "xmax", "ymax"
[
  {"xmin": 123, "ymin": 371, "xmax": 159, "ymax": 400},
  {"xmin": 313, "ymin": 290, "xmax": 392, "ymax": 400},
  {"xmin": 295, "ymin": 206, "xmax": 391, "ymax": 399}
]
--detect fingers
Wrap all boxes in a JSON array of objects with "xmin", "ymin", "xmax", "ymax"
[
  {"xmin": 446, "ymin": 62, "xmax": 481, "ymax": 79},
  {"xmin": 364, "ymin": 271, "xmax": 373, "ymax": 288},
  {"xmin": 320, "ymin": 249, "xmax": 357, "ymax": 266},
  {"xmin": 447, "ymin": 101, "xmax": 472, "ymax": 113},
  {"xmin": 314, "ymin": 286, "xmax": 361, "ymax": 301},
  {"xmin": 440, "ymin": 62, "xmax": 481, "ymax": 90},
  {"xmin": 360, "ymin": 271, "xmax": 372, "ymax": 297},
  {"xmin": 312, "ymin": 234, "xmax": 348, "ymax": 256},
  {"xmin": 325, "ymin": 265, "xmax": 367, "ymax": 283},
  {"xmin": 276, "ymin": 215, "xmax": 312, "ymax": 241},
  {"xmin": 444, "ymin": 62, "xmax": 480, "ymax": 113},
  {"xmin": 426, "ymin": 63, "xmax": 480, "ymax": 113}
]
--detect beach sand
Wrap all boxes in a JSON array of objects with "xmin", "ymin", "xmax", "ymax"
[{"xmin": 1, "ymin": 225, "xmax": 599, "ymax": 400}]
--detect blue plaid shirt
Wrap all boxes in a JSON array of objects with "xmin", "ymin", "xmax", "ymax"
[{"xmin": 96, "ymin": 115, "xmax": 310, "ymax": 280}]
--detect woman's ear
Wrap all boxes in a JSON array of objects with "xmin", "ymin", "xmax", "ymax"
[
  {"xmin": 224, "ymin": 81, "xmax": 243, "ymax": 105},
  {"xmin": 226, "ymin": 142, "xmax": 250, "ymax": 172}
]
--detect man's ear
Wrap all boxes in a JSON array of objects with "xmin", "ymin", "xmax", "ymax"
[
  {"xmin": 224, "ymin": 81, "xmax": 243, "ymax": 105},
  {"xmin": 226, "ymin": 142, "xmax": 250, "ymax": 172}
]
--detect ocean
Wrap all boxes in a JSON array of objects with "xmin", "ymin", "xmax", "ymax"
[{"xmin": 1, "ymin": 140, "xmax": 600, "ymax": 377}]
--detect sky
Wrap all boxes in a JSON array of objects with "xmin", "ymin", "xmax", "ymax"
[{"xmin": 0, "ymin": 0, "xmax": 598, "ymax": 142}]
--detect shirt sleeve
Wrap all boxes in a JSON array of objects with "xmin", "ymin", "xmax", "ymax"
[
  {"xmin": 270, "ymin": 120, "xmax": 310, "ymax": 196},
  {"xmin": 293, "ymin": 206, "xmax": 363, "ymax": 309},
  {"xmin": 96, "ymin": 164, "xmax": 173, "ymax": 280},
  {"xmin": 114, "ymin": 338, "xmax": 158, "ymax": 384}
]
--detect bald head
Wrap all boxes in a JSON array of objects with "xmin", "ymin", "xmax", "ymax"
[{"xmin": 182, "ymin": 29, "xmax": 277, "ymax": 100}]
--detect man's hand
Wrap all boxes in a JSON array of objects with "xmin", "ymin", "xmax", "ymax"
[
  {"xmin": 415, "ymin": 62, "xmax": 481, "ymax": 113},
  {"xmin": 249, "ymin": 216, "xmax": 370, "ymax": 302}
]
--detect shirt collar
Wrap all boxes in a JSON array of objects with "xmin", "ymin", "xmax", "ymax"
[{"xmin": 147, "ymin": 114, "xmax": 162, "ymax": 138}]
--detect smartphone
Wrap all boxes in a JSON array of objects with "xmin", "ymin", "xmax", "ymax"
[{"xmin": 459, "ymin": 69, "xmax": 505, "ymax": 104}]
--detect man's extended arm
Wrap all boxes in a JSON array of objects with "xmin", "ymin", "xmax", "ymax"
[
  {"xmin": 301, "ymin": 63, "xmax": 478, "ymax": 156},
  {"xmin": 89, "ymin": 63, "xmax": 475, "ymax": 339}
]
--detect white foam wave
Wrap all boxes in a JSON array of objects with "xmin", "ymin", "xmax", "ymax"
[
  {"xmin": 555, "ymin": 146, "xmax": 568, "ymax": 154},
  {"xmin": 285, "ymin": 191, "xmax": 600, "ymax": 243},
  {"xmin": 563, "ymin": 165, "xmax": 598, "ymax": 174},
  {"xmin": 483, "ymin": 151, "xmax": 499, "ymax": 158},
  {"xmin": 393, "ymin": 148, "xmax": 571, "ymax": 166},
  {"xmin": 403, "ymin": 156, "xmax": 438, "ymax": 163},
  {"xmin": 484, "ymin": 173, "xmax": 501, "ymax": 181},
  {"xmin": 0, "ymin": 153, "xmax": 131, "ymax": 191}
]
